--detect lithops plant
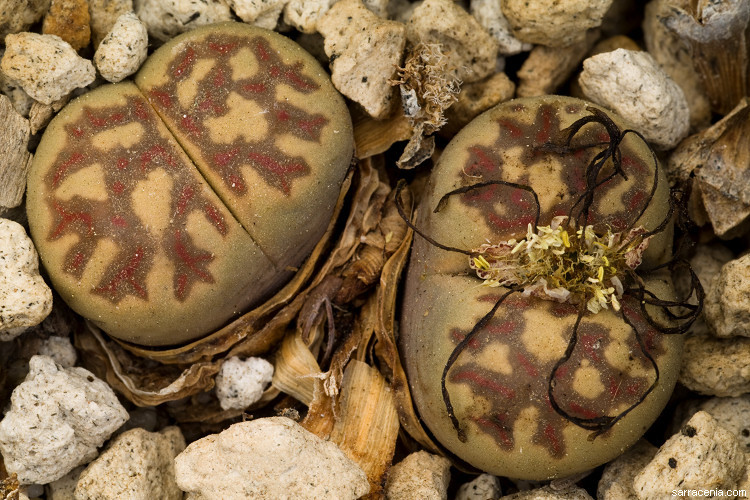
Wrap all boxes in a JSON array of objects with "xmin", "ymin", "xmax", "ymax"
[
  {"xmin": 27, "ymin": 22, "xmax": 353, "ymax": 346},
  {"xmin": 399, "ymin": 96, "xmax": 701, "ymax": 479}
]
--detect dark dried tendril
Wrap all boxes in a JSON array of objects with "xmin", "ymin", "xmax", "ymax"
[{"xmin": 395, "ymin": 107, "xmax": 704, "ymax": 443}]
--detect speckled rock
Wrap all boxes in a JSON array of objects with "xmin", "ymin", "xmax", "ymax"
[
  {"xmin": 0, "ymin": 94, "xmax": 32, "ymax": 216},
  {"xmin": 680, "ymin": 333, "xmax": 750, "ymax": 397},
  {"xmin": 283, "ymin": 0, "xmax": 333, "ymax": 33},
  {"xmin": 74, "ymin": 427, "xmax": 185, "ymax": 500},
  {"xmin": 215, "ymin": 356, "xmax": 274, "ymax": 410},
  {"xmin": 579, "ymin": 49, "xmax": 689, "ymax": 150},
  {"xmin": 45, "ymin": 466, "xmax": 84, "ymax": 500},
  {"xmin": 597, "ymin": 440, "xmax": 658, "ymax": 500},
  {"xmin": 443, "ymin": 72, "xmax": 515, "ymax": 135},
  {"xmin": 94, "ymin": 12, "xmax": 148, "ymax": 83},
  {"xmin": 470, "ymin": 0, "xmax": 530, "ymax": 55},
  {"xmin": 174, "ymin": 417, "xmax": 369, "ymax": 499},
  {"xmin": 642, "ymin": 0, "xmax": 711, "ymax": 131},
  {"xmin": 134, "ymin": 0, "xmax": 233, "ymax": 42},
  {"xmin": 704, "ymin": 254, "xmax": 750, "ymax": 338},
  {"xmin": 317, "ymin": 0, "xmax": 405, "ymax": 119},
  {"xmin": 42, "ymin": 0, "xmax": 92, "ymax": 51},
  {"xmin": 0, "ymin": 33, "xmax": 95, "ymax": 105},
  {"xmin": 406, "ymin": 0, "xmax": 498, "ymax": 83},
  {"xmin": 384, "ymin": 451, "xmax": 451, "ymax": 500},
  {"xmin": 516, "ymin": 30, "xmax": 598, "ymax": 97},
  {"xmin": 503, "ymin": 485, "xmax": 594, "ymax": 500},
  {"xmin": 37, "ymin": 336, "xmax": 77, "ymax": 367},
  {"xmin": 456, "ymin": 473, "xmax": 501, "ymax": 500},
  {"xmin": 0, "ymin": 355, "xmax": 129, "ymax": 484},
  {"xmin": 0, "ymin": 67, "xmax": 35, "ymax": 117},
  {"xmin": 674, "ymin": 242, "xmax": 733, "ymax": 306},
  {"xmin": 0, "ymin": 220, "xmax": 53, "ymax": 341},
  {"xmin": 27, "ymin": 22, "xmax": 353, "ymax": 346},
  {"xmin": 676, "ymin": 397, "xmax": 750, "ymax": 454},
  {"xmin": 502, "ymin": 0, "xmax": 613, "ymax": 47},
  {"xmin": 634, "ymin": 412, "xmax": 746, "ymax": 500},
  {"xmin": 401, "ymin": 96, "xmax": 678, "ymax": 480},
  {"xmin": 0, "ymin": 0, "xmax": 51, "ymax": 38},
  {"xmin": 225, "ymin": 0, "xmax": 286, "ymax": 29},
  {"xmin": 88, "ymin": 0, "xmax": 133, "ymax": 48}
]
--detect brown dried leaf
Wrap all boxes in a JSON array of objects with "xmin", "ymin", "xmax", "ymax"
[
  {"xmin": 373, "ymin": 225, "xmax": 442, "ymax": 453},
  {"xmin": 0, "ymin": 473, "xmax": 19, "ymax": 500},
  {"xmin": 330, "ymin": 359, "xmax": 400, "ymax": 499},
  {"xmin": 353, "ymin": 106, "xmax": 413, "ymax": 159},
  {"xmin": 75, "ymin": 324, "xmax": 222, "ymax": 407}
]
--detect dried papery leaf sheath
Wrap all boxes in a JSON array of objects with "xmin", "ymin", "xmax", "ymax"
[
  {"xmin": 399, "ymin": 96, "xmax": 700, "ymax": 480},
  {"xmin": 27, "ymin": 23, "xmax": 353, "ymax": 346},
  {"xmin": 662, "ymin": 0, "xmax": 750, "ymax": 115}
]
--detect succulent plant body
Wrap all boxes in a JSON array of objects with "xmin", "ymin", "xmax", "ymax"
[
  {"xmin": 399, "ymin": 96, "xmax": 701, "ymax": 479},
  {"xmin": 26, "ymin": 23, "xmax": 353, "ymax": 346}
]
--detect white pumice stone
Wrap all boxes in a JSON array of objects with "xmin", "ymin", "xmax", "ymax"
[
  {"xmin": 174, "ymin": 417, "xmax": 369, "ymax": 499},
  {"xmin": 384, "ymin": 451, "xmax": 451, "ymax": 500},
  {"xmin": 470, "ymin": 0, "xmax": 531, "ymax": 55},
  {"xmin": 406, "ymin": 0, "xmax": 498, "ymax": 83},
  {"xmin": 502, "ymin": 0, "xmax": 613, "ymax": 47},
  {"xmin": 0, "ymin": 33, "xmax": 95, "ymax": 106},
  {"xmin": 94, "ymin": 12, "xmax": 148, "ymax": 83},
  {"xmin": 37, "ymin": 335, "xmax": 77, "ymax": 367},
  {"xmin": 0, "ymin": 219, "xmax": 53, "ymax": 341},
  {"xmin": 0, "ymin": 355, "xmax": 129, "ymax": 485},
  {"xmin": 704, "ymin": 254, "xmax": 750, "ymax": 338},
  {"xmin": 317, "ymin": 0, "xmax": 406, "ymax": 119},
  {"xmin": 224, "ymin": 0, "xmax": 286, "ymax": 29},
  {"xmin": 134, "ymin": 0, "xmax": 233, "ymax": 42},
  {"xmin": 456, "ymin": 473, "xmax": 501, "ymax": 500},
  {"xmin": 634, "ymin": 411, "xmax": 746, "ymax": 500},
  {"xmin": 597, "ymin": 440, "xmax": 658, "ymax": 500},
  {"xmin": 680, "ymin": 331, "xmax": 750, "ymax": 397},
  {"xmin": 215, "ymin": 356, "xmax": 274, "ymax": 410},
  {"xmin": 503, "ymin": 485, "xmax": 594, "ymax": 500},
  {"xmin": 74, "ymin": 427, "xmax": 185, "ymax": 500},
  {"xmin": 578, "ymin": 49, "xmax": 690, "ymax": 150},
  {"xmin": 87, "ymin": 0, "xmax": 133, "ymax": 48}
]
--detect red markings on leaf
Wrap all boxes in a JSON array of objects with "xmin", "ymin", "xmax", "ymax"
[
  {"xmin": 213, "ymin": 67, "xmax": 226, "ymax": 87},
  {"xmin": 475, "ymin": 416, "xmax": 514, "ymax": 449},
  {"xmin": 452, "ymin": 369, "xmax": 516, "ymax": 399},
  {"xmin": 214, "ymin": 148, "xmax": 239, "ymax": 167},
  {"xmin": 94, "ymin": 248, "xmax": 148, "ymax": 300},
  {"xmin": 67, "ymin": 251, "xmax": 85, "ymax": 272},
  {"xmin": 247, "ymin": 152, "xmax": 306, "ymax": 195},
  {"xmin": 181, "ymin": 115, "xmax": 202, "ymax": 136},
  {"xmin": 177, "ymin": 185, "xmax": 195, "ymax": 215},
  {"xmin": 543, "ymin": 423, "xmax": 563, "ymax": 456},
  {"xmin": 535, "ymin": 106, "xmax": 553, "ymax": 144},
  {"xmin": 50, "ymin": 201, "xmax": 93, "ymax": 239},
  {"xmin": 203, "ymin": 204, "xmax": 227, "ymax": 235},
  {"xmin": 173, "ymin": 47, "xmax": 196, "ymax": 78},
  {"xmin": 47, "ymin": 94, "xmax": 231, "ymax": 304},
  {"xmin": 209, "ymin": 41, "xmax": 237, "ymax": 54},
  {"xmin": 53, "ymin": 152, "xmax": 84, "ymax": 187},
  {"xmin": 243, "ymin": 83, "xmax": 266, "ymax": 93},
  {"xmin": 255, "ymin": 39, "xmax": 270, "ymax": 61},
  {"xmin": 150, "ymin": 90, "xmax": 172, "ymax": 109},
  {"xmin": 140, "ymin": 145, "xmax": 176, "ymax": 170},
  {"xmin": 173, "ymin": 229, "xmax": 215, "ymax": 301},
  {"xmin": 298, "ymin": 116, "xmax": 327, "ymax": 135},
  {"xmin": 111, "ymin": 216, "xmax": 128, "ymax": 228},
  {"xmin": 499, "ymin": 119, "xmax": 524, "ymax": 139},
  {"xmin": 567, "ymin": 402, "xmax": 600, "ymax": 420},
  {"xmin": 227, "ymin": 173, "xmax": 245, "ymax": 193},
  {"xmin": 516, "ymin": 353, "xmax": 539, "ymax": 377},
  {"xmin": 276, "ymin": 109, "xmax": 290, "ymax": 121}
]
